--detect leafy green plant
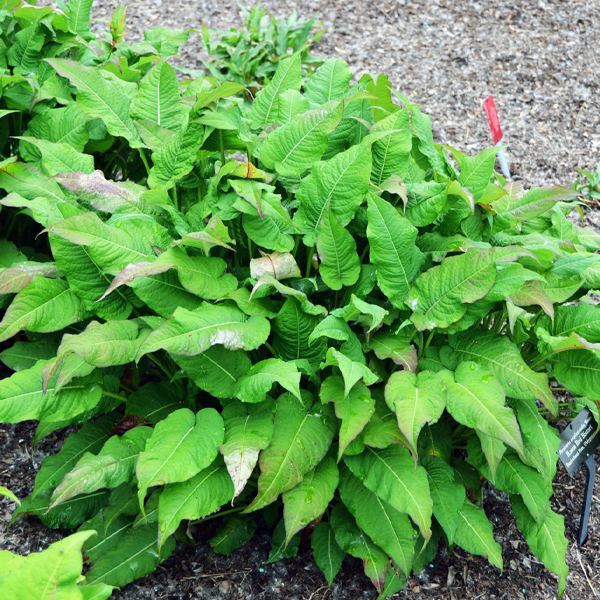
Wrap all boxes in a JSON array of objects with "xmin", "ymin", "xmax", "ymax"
[
  {"xmin": 1, "ymin": 2, "xmax": 598, "ymax": 599},
  {"xmin": 200, "ymin": 3, "xmax": 323, "ymax": 95},
  {"xmin": 572, "ymin": 162, "xmax": 600, "ymax": 202}
]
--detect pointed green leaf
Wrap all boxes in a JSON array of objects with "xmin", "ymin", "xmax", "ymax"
[
  {"xmin": 323, "ymin": 347, "xmax": 378, "ymax": 397},
  {"xmin": 86, "ymin": 524, "xmax": 176, "ymax": 587},
  {"xmin": 136, "ymin": 303, "xmax": 270, "ymax": 358},
  {"xmin": 344, "ymin": 445, "xmax": 432, "ymax": 540},
  {"xmin": 131, "ymin": 60, "xmax": 187, "ymax": 131},
  {"xmin": 321, "ymin": 376, "xmax": 374, "ymax": 460},
  {"xmin": 148, "ymin": 121, "xmax": 203, "ymax": 188},
  {"xmin": 370, "ymin": 109, "xmax": 411, "ymax": 186},
  {"xmin": 234, "ymin": 358, "xmax": 302, "ymax": 403},
  {"xmin": 443, "ymin": 362, "xmax": 526, "ymax": 456},
  {"xmin": 49, "ymin": 428, "xmax": 152, "ymax": 509},
  {"xmin": 330, "ymin": 503, "xmax": 389, "ymax": 593},
  {"xmin": 249, "ymin": 53, "xmax": 301, "ymax": 129},
  {"xmin": 126, "ymin": 381, "xmax": 185, "ymax": 425},
  {"xmin": 311, "ymin": 522, "xmax": 345, "ymax": 587},
  {"xmin": 245, "ymin": 395, "xmax": 336, "ymax": 512},
  {"xmin": 219, "ymin": 399, "xmax": 275, "ymax": 499},
  {"xmin": 421, "ymin": 454, "xmax": 465, "ymax": 545},
  {"xmin": 157, "ymin": 459, "xmax": 234, "ymax": 548},
  {"xmin": 339, "ymin": 467, "xmax": 415, "ymax": 576},
  {"xmin": 209, "ymin": 515, "xmax": 257, "ymax": 556},
  {"xmin": 283, "ymin": 456, "xmax": 339, "ymax": 544},
  {"xmin": 368, "ymin": 330, "xmax": 417, "ymax": 372},
  {"xmin": 294, "ymin": 140, "xmax": 372, "ymax": 245},
  {"xmin": 67, "ymin": 0, "xmax": 94, "ymax": 38},
  {"xmin": 277, "ymin": 89, "xmax": 310, "ymax": 124},
  {"xmin": 0, "ymin": 262, "xmax": 61, "ymax": 295},
  {"xmin": 7, "ymin": 24, "xmax": 44, "ymax": 75},
  {"xmin": 555, "ymin": 349, "xmax": 600, "ymax": 400},
  {"xmin": 0, "ymin": 277, "xmax": 87, "ymax": 343},
  {"xmin": 454, "ymin": 499, "xmax": 503, "ymax": 571},
  {"xmin": 366, "ymin": 192, "xmax": 423, "ymax": 308},
  {"xmin": 0, "ymin": 360, "xmax": 102, "ymax": 423},
  {"xmin": 136, "ymin": 408, "xmax": 224, "ymax": 505},
  {"xmin": 46, "ymin": 59, "xmax": 143, "ymax": 147},
  {"xmin": 25, "ymin": 102, "xmax": 89, "ymax": 153},
  {"xmin": 272, "ymin": 297, "xmax": 327, "ymax": 367},
  {"xmin": 444, "ymin": 330, "xmax": 556, "ymax": 413},
  {"xmin": 511, "ymin": 495, "xmax": 568, "ymax": 596},
  {"xmin": 260, "ymin": 104, "xmax": 343, "ymax": 176},
  {"xmin": 33, "ymin": 414, "xmax": 119, "ymax": 499},
  {"xmin": 384, "ymin": 370, "xmax": 446, "ymax": 458},
  {"xmin": 304, "ymin": 58, "xmax": 352, "ymax": 105},
  {"xmin": 16, "ymin": 136, "xmax": 94, "ymax": 176},
  {"xmin": 407, "ymin": 247, "xmax": 528, "ymax": 330},
  {"xmin": 317, "ymin": 209, "xmax": 360, "ymax": 291},
  {"xmin": 0, "ymin": 531, "xmax": 96, "ymax": 599}
]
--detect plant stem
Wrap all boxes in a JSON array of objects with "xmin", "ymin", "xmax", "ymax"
[
  {"xmin": 190, "ymin": 506, "xmax": 244, "ymax": 526},
  {"xmin": 264, "ymin": 341, "xmax": 276, "ymax": 356},
  {"xmin": 138, "ymin": 148, "xmax": 151, "ymax": 176},
  {"xmin": 101, "ymin": 390, "xmax": 128, "ymax": 403},
  {"xmin": 149, "ymin": 352, "xmax": 175, "ymax": 379},
  {"xmin": 305, "ymin": 245, "xmax": 314, "ymax": 278},
  {"xmin": 171, "ymin": 186, "xmax": 178, "ymax": 211},
  {"xmin": 422, "ymin": 330, "xmax": 435, "ymax": 358},
  {"xmin": 292, "ymin": 235, "xmax": 300, "ymax": 259},
  {"xmin": 359, "ymin": 242, "xmax": 370, "ymax": 263},
  {"xmin": 219, "ymin": 129, "xmax": 226, "ymax": 165}
]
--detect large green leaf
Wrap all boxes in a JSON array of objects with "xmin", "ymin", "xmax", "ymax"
[
  {"xmin": 368, "ymin": 330, "xmax": 417, "ymax": 372},
  {"xmin": 136, "ymin": 408, "xmax": 224, "ymax": 506},
  {"xmin": 317, "ymin": 209, "xmax": 361, "ymax": 291},
  {"xmin": 512, "ymin": 398, "xmax": 560, "ymax": 490},
  {"xmin": 79, "ymin": 513, "xmax": 135, "ymax": 563},
  {"xmin": 330, "ymin": 503, "xmax": 390, "ymax": 593},
  {"xmin": 304, "ymin": 58, "xmax": 352, "ymax": 105},
  {"xmin": 511, "ymin": 495, "xmax": 568, "ymax": 596},
  {"xmin": 344, "ymin": 445, "xmax": 432, "ymax": 540},
  {"xmin": 245, "ymin": 394, "xmax": 336, "ymax": 512},
  {"xmin": 260, "ymin": 103, "xmax": 343, "ymax": 176},
  {"xmin": 442, "ymin": 362, "xmax": 526, "ymax": 456},
  {"xmin": 283, "ymin": 456, "xmax": 338, "ymax": 544},
  {"xmin": 455, "ymin": 147, "xmax": 497, "ymax": 202},
  {"xmin": 32, "ymin": 414, "xmax": 119, "ymax": 499},
  {"xmin": 49, "ymin": 427, "xmax": 152, "ymax": 509},
  {"xmin": 366, "ymin": 192, "xmax": 423, "ymax": 308},
  {"xmin": 209, "ymin": 515, "xmax": 257, "ymax": 556},
  {"xmin": 0, "ymin": 359, "xmax": 102, "ymax": 423},
  {"xmin": 0, "ymin": 262, "xmax": 61, "ymax": 295},
  {"xmin": 421, "ymin": 455, "xmax": 465, "ymax": 545},
  {"xmin": 454, "ymin": 499, "xmax": 503, "ymax": 571},
  {"xmin": 15, "ymin": 136, "xmax": 94, "ymax": 176},
  {"xmin": 47, "ymin": 212, "xmax": 155, "ymax": 271},
  {"xmin": 384, "ymin": 370, "xmax": 446, "ymax": 459},
  {"xmin": 219, "ymin": 399, "xmax": 275, "ymax": 499},
  {"xmin": 370, "ymin": 109, "xmax": 411, "ymax": 186},
  {"xmin": 24, "ymin": 102, "xmax": 89, "ymax": 153},
  {"xmin": 294, "ymin": 139, "xmax": 372, "ymax": 245},
  {"xmin": 491, "ymin": 183, "xmax": 574, "ymax": 232},
  {"xmin": 46, "ymin": 59, "xmax": 143, "ymax": 147},
  {"xmin": 174, "ymin": 346, "xmax": 251, "ymax": 399},
  {"xmin": 0, "ymin": 277, "xmax": 87, "ymax": 343},
  {"xmin": 131, "ymin": 60, "xmax": 187, "ymax": 131},
  {"xmin": 554, "ymin": 349, "xmax": 600, "ymax": 400},
  {"xmin": 85, "ymin": 524, "xmax": 176, "ymax": 587},
  {"xmin": 67, "ymin": 0, "xmax": 94, "ymax": 38},
  {"xmin": 136, "ymin": 303, "xmax": 270, "ymax": 358},
  {"xmin": 444, "ymin": 329, "xmax": 555, "ymax": 413},
  {"xmin": 7, "ymin": 24, "xmax": 44, "ymax": 75},
  {"xmin": 148, "ymin": 121, "xmax": 203, "ymax": 188},
  {"xmin": 126, "ymin": 381, "xmax": 185, "ymax": 425},
  {"xmin": 53, "ymin": 320, "xmax": 146, "ymax": 371},
  {"xmin": 311, "ymin": 522, "xmax": 345, "ymax": 587},
  {"xmin": 234, "ymin": 358, "xmax": 302, "ymax": 403},
  {"xmin": 407, "ymin": 247, "xmax": 525, "ymax": 330},
  {"xmin": 320, "ymin": 376, "xmax": 374, "ymax": 461},
  {"xmin": 542, "ymin": 303, "xmax": 600, "ymax": 343},
  {"xmin": 0, "ymin": 530, "xmax": 97, "ymax": 599},
  {"xmin": 157, "ymin": 459, "xmax": 234, "ymax": 548},
  {"xmin": 55, "ymin": 170, "xmax": 147, "ymax": 215},
  {"xmin": 249, "ymin": 53, "xmax": 301, "ymax": 129},
  {"xmin": 272, "ymin": 297, "xmax": 326, "ymax": 367},
  {"xmin": 339, "ymin": 467, "xmax": 415, "ymax": 576},
  {"xmin": 322, "ymin": 347, "xmax": 378, "ymax": 396}
]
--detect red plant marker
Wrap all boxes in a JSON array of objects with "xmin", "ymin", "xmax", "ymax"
[{"xmin": 483, "ymin": 94, "xmax": 511, "ymax": 178}]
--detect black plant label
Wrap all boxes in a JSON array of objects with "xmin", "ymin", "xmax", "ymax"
[{"xmin": 557, "ymin": 407, "xmax": 600, "ymax": 477}]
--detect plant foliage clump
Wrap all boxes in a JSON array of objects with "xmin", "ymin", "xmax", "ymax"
[{"xmin": 1, "ymin": 1, "xmax": 598, "ymax": 598}]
